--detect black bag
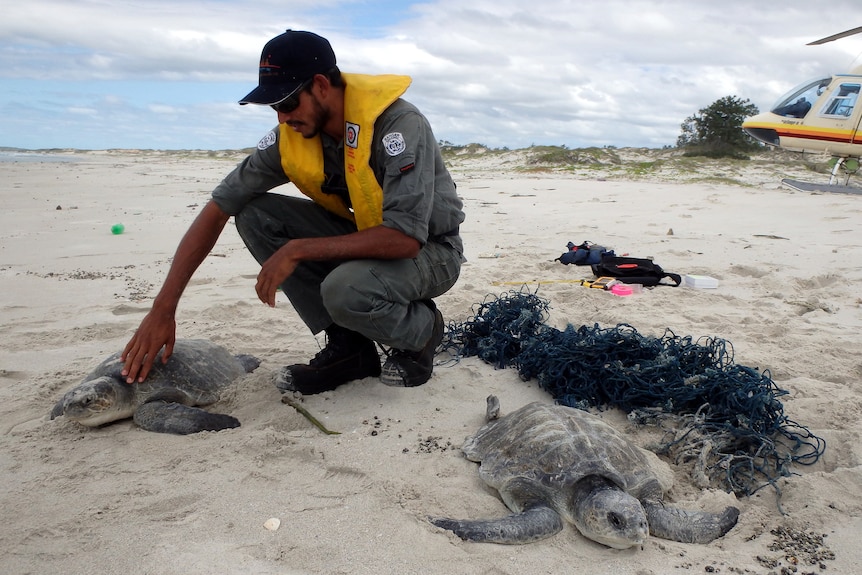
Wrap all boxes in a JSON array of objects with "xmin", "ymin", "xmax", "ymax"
[
  {"xmin": 591, "ymin": 256, "xmax": 682, "ymax": 287},
  {"xmin": 555, "ymin": 241, "xmax": 613, "ymax": 265}
]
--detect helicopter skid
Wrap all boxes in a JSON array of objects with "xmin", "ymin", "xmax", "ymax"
[{"xmin": 781, "ymin": 178, "xmax": 862, "ymax": 195}]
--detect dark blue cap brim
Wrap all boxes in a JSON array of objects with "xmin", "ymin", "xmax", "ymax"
[{"xmin": 239, "ymin": 80, "xmax": 304, "ymax": 106}]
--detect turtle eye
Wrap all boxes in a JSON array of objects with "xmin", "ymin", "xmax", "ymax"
[{"xmin": 608, "ymin": 511, "xmax": 625, "ymax": 529}]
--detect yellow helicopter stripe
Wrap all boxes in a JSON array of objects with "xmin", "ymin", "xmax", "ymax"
[{"xmin": 749, "ymin": 121, "xmax": 855, "ymax": 143}]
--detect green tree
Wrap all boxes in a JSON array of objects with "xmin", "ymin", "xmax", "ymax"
[{"xmin": 677, "ymin": 95, "xmax": 761, "ymax": 158}]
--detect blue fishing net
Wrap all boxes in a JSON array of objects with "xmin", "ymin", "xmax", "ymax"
[{"xmin": 442, "ymin": 289, "xmax": 825, "ymax": 501}]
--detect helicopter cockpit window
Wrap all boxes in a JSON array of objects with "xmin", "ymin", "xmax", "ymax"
[
  {"xmin": 822, "ymin": 83, "xmax": 861, "ymax": 117},
  {"xmin": 771, "ymin": 77, "xmax": 829, "ymax": 118}
]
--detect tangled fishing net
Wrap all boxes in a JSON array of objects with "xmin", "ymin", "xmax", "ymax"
[{"xmin": 442, "ymin": 289, "xmax": 825, "ymax": 502}]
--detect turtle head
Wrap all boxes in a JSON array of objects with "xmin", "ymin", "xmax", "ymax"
[
  {"xmin": 51, "ymin": 376, "xmax": 136, "ymax": 427},
  {"xmin": 571, "ymin": 476, "xmax": 649, "ymax": 549}
]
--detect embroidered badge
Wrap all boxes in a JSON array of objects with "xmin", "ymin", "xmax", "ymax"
[
  {"xmin": 257, "ymin": 130, "xmax": 277, "ymax": 150},
  {"xmin": 345, "ymin": 122, "xmax": 360, "ymax": 148},
  {"xmin": 382, "ymin": 132, "xmax": 406, "ymax": 156}
]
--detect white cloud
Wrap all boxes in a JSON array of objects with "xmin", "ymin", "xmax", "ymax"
[
  {"xmin": 2, "ymin": 0, "xmax": 862, "ymax": 149},
  {"xmin": 148, "ymin": 104, "xmax": 183, "ymax": 115},
  {"xmin": 66, "ymin": 106, "xmax": 98, "ymax": 116}
]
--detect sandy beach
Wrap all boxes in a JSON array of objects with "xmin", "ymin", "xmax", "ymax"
[{"xmin": 1, "ymin": 148, "xmax": 860, "ymax": 574}]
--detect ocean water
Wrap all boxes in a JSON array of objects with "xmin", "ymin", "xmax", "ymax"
[{"xmin": 0, "ymin": 151, "xmax": 81, "ymax": 163}]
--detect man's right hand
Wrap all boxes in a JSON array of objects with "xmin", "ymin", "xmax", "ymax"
[
  {"xmin": 120, "ymin": 200, "xmax": 230, "ymax": 383},
  {"xmin": 120, "ymin": 311, "xmax": 177, "ymax": 383}
]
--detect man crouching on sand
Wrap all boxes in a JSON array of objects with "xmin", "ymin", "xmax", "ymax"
[{"xmin": 121, "ymin": 30, "xmax": 464, "ymax": 393}]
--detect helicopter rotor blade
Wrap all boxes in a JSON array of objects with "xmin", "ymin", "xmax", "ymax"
[{"xmin": 808, "ymin": 26, "xmax": 862, "ymax": 45}]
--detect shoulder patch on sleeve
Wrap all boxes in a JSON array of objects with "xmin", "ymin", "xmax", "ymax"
[
  {"xmin": 257, "ymin": 130, "xmax": 277, "ymax": 151},
  {"xmin": 382, "ymin": 132, "xmax": 406, "ymax": 156}
]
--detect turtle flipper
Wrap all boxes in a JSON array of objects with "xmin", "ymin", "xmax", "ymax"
[
  {"xmin": 643, "ymin": 501, "xmax": 739, "ymax": 544},
  {"xmin": 485, "ymin": 395, "xmax": 501, "ymax": 421},
  {"xmin": 50, "ymin": 398, "xmax": 65, "ymax": 420},
  {"xmin": 133, "ymin": 400, "xmax": 240, "ymax": 435},
  {"xmin": 430, "ymin": 505, "xmax": 564, "ymax": 544},
  {"xmin": 234, "ymin": 354, "xmax": 261, "ymax": 373}
]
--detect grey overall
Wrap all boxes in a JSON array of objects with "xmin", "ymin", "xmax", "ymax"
[{"xmin": 235, "ymin": 194, "xmax": 462, "ymax": 350}]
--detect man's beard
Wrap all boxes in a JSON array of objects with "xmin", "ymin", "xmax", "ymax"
[{"xmin": 302, "ymin": 94, "xmax": 330, "ymax": 139}]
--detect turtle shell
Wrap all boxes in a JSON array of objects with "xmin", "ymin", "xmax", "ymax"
[
  {"xmin": 51, "ymin": 339, "xmax": 259, "ymax": 428},
  {"xmin": 463, "ymin": 402, "xmax": 665, "ymax": 506},
  {"xmin": 93, "ymin": 339, "xmax": 250, "ymax": 404}
]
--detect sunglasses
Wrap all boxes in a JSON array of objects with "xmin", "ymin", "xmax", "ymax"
[{"xmin": 270, "ymin": 79, "xmax": 312, "ymax": 114}]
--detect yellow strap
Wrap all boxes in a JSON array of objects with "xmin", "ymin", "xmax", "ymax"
[{"xmin": 277, "ymin": 73, "xmax": 411, "ymax": 229}]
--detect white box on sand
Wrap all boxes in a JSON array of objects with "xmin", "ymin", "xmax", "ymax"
[{"xmin": 684, "ymin": 274, "xmax": 718, "ymax": 289}]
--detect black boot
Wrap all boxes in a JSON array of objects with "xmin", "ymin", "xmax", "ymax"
[
  {"xmin": 274, "ymin": 325, "xmax": 381, "ymax": 394},
  {"xmin": 380, "ymin": 301, "xmax": 444, "ymax": 388}
]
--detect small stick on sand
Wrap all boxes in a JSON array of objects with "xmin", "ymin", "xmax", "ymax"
[{"xmin": 281, "ymin": 394, "xmax": 341, "ymax": 435}]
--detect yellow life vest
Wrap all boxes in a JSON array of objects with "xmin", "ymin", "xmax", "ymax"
[{"xmin": 277, "ymin": 73, "xmax": 412, "ymax": 230}]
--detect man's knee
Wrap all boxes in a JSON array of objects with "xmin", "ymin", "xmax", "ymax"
[
  {"xmin": 320, "ymin": 263, "xmax": 377, "ymax": 323},
  {"xmin": 234, "ymin": 210, "xmax": 252, "ymax": 240},
  {"xmin": 233, "ymin": 198, "xmax": 267, "ymax": 241}
]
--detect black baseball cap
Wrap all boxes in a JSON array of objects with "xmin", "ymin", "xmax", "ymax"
[{"xmin": 239, "ymin": 30, "xmax": 337, "ymax": 106}]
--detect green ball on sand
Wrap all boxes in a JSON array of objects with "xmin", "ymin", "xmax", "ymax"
[{"xmin": 111, "ymin": 223, "xmax": 125, "ymax": 235}]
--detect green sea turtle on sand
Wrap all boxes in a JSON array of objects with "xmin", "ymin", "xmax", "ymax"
[
  {"xmin": 50, "ymin": 339, "xmax": 260, "ymax": 435},
  {"xmin": 431, "ymin": 396, "xmax": 739, "ymax": 548}
]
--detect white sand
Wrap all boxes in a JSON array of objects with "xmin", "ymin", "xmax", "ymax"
[{"xmin": 1, "ymin": 150, "xmax": 860, "ymax": 574}]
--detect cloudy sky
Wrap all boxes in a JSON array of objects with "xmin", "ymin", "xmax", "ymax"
[{"xmin": 3, "ymin": 0, "xmax": 862, "ymax": 150}]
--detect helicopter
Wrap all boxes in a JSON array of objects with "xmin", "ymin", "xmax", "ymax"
[{"xmin": 741, "ymin": 26, "xmax": 862, "ymax": 193}]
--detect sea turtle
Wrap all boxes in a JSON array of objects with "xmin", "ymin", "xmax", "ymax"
[
  {"xmin": 430, "ymin": 397, "xmax": 739, "ymax": 548},
  {"xmin": 50, "ymin": 339, "xmax": 260, "ymax": 435}
]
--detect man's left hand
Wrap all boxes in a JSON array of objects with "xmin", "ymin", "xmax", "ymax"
[{"xmin": 256, "ymin": 245, "xmax": 299, "ymax": 307}]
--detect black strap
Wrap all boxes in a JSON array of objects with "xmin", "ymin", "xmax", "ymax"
[{"xmin": 662, "ymin": 273, "xmax": 683, "ymax": 287}]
